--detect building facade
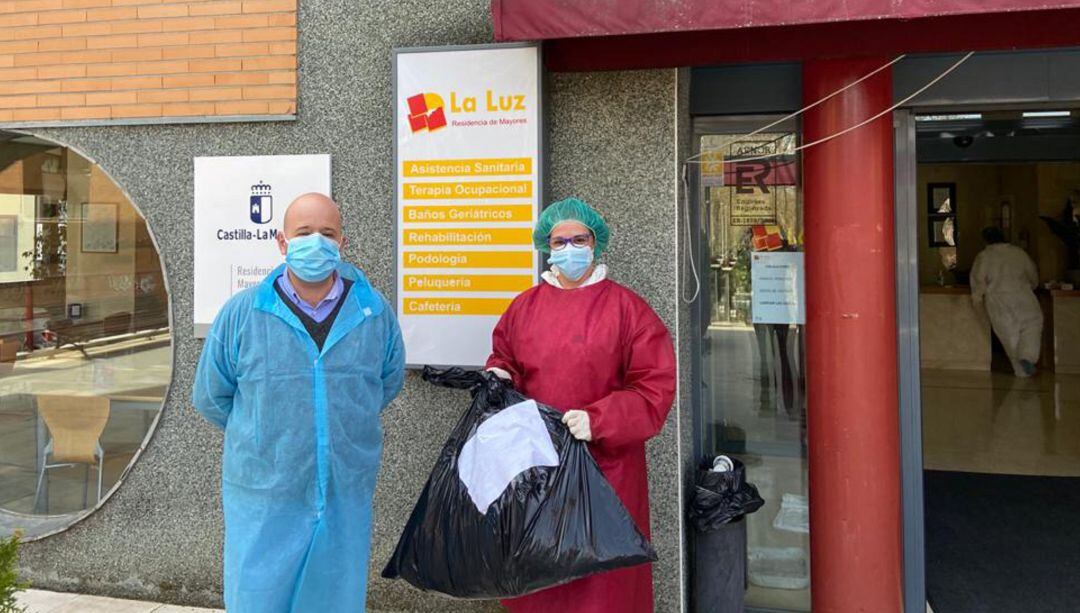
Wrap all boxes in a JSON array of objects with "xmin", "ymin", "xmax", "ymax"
[{"xmin": 1, "ymin": 1, "xmax": 1079, "ymax": 612}]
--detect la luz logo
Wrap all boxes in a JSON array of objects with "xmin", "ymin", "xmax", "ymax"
[
  {"xmin": 406, "ymin": 92, "xmax": 447, "ymax": 133},
  {"xmin": 250, "ymin": 181, "xmax": 272, "ymax": 224}
]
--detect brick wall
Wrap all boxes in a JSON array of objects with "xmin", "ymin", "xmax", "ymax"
[{"xmin": 0, "ymin": 0, "xmax": 297, "ymax": 125}]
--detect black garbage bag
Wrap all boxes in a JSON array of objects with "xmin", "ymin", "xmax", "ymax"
[
  {"xmin": 382, "ymin": 366, "xmax": 656, "ymax": 599},
  {"xmin": 690, "ymin": 457, "xmax": 764, "ymax": 613},
  {"xmin": 689, "ymin": 457, "xmax": 765, "ymax": 531}
]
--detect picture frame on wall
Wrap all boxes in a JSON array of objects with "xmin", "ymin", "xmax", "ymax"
[
  {"xmin": 927, "ymin": 182, "xmax": 958, "ymax": 248},
  {"xmin": 81, "ymin": 203, "xmax": 118, "ymax": 253},
  {"xmin": 928, "ymin": 183, "xmax": 955, "ymax": 215}
]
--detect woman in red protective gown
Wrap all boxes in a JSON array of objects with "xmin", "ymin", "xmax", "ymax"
[{"xmin": 485, "ymin": 197, "xmax": 677, "ymax": 613}]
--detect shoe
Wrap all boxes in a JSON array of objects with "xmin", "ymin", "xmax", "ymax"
[{"xmin": 1019, "ymin": 360, "xmax": 1037, "ymax": 376}]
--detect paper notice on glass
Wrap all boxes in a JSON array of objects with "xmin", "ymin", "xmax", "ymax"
[{"xmin": 751, "ymin": 252, "xmax": 805, "ymax": 324}]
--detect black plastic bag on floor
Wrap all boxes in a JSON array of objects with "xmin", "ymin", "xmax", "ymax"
[{"xmin": 382, "ymin": 366, "xmax": 656, "ymax": 599}]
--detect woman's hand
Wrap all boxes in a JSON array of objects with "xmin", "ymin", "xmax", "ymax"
[{"xmin": 562, "ymin": 410, "xmax": 592, "ymax": 442}]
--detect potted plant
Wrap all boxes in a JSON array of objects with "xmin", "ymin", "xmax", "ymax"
[{"xmin": 0, "ymin": 531, "xmax": 29, "ymax": 613}]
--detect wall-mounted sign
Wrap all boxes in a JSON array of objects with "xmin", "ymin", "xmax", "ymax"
[
  {"xmin": 193, "ymin": 154, "xmax": 331, "ymax": 337},
  {"xmin": 751, "ymin": 252, "xmax": 805, "ymax": 325},
  {"xmin": 394, "ymin": 44, "xmax": 541, "ymax": 367},
  {"xmin": 727, "ymin": 139, "xmax": 800, "ymax": 227},
  {"xmin": 729, "ymin": 140, "xmax": 778, "ymax": 226}
]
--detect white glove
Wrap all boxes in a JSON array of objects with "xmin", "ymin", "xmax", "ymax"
[{"xmin": 562, "ymin": 410, "xmax": 592, "ymax": 442}]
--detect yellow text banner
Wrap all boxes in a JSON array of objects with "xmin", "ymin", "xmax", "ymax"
[
  {"xmin": 402, "ymin": 251, "xmax": 534, "ymax": 269},
  {"xmin": 404, "ymin": 228, "xmax": 532, "ymax": 246},
  {"xmin": 402, "ymin": 181, "xmax": 532, "ymax": 200},
  {"xmin": 403, "ymin": 297, "xmax": 513, "ymax": 316},
  {"xmin": 403, "ymin": 204, "xmax": 533, "ymax": 223},
  {"xmin": 403, "ymin": 158, "xmax": 532, "ymax": 177},
  {"xmin": 403, "ymin": 274, "xmax": 534, "ymax": 292}
]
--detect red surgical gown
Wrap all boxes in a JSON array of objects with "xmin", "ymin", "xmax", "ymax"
[{"xmin": 485, "ymin": 278, "xmax": 677, "ymax": 613}]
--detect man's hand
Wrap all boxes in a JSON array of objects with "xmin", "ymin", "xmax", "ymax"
[{"xmin": 562, "ymin": 410, "xmax": 592, "ymax": 442}]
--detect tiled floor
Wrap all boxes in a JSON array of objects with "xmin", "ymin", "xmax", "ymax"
[
  {"xmin": 15, "ymin": 589, "xmax": 222, "ymax": 613},
  {"xmin": 922, "ymin": 369, "xmax": 1080, "ymax": 476},
  {"xmin": 922, "ymin": 368, "xmax": 1080, "ymax": 612}
]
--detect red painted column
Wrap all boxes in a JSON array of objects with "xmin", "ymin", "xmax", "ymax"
[{"xmin": 803, "ymin": 58, "xmax": 902, "ymax": 612}]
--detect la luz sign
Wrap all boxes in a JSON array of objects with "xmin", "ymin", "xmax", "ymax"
[{"xmin": 394, "ymin": 44, "xmax": 542, "ymax": 367}]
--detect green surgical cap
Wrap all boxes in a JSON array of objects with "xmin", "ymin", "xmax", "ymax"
[{"xmin": 533, "ymin": 197, "xmax": 611, "ymax": 255}]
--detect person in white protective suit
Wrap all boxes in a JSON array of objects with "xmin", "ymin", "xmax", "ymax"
[{"xmin": 970, "ymin": 226, "xmax": 1043, "ymax": 377}]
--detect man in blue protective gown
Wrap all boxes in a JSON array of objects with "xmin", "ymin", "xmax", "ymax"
[{"xmin": 193, "ymin": 192, "xmax": 406, "ymax": 613}]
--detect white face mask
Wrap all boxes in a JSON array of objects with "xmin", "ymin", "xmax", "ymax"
[
  {"xmin": 285, "ymin": 234, "xmax": 341, "ymax": 282},
  {"xmin": 548, "ymin": 244, "xmax": 594, "ymax": 281}
]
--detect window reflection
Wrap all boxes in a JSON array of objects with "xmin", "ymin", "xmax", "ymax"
[
  {"xmin": 0, "ymin": 134, "xmax": 169, "ymax": 535},
  {"xmin": 697, "ymin": 125, "xmax": 810, "ymax": 611}
]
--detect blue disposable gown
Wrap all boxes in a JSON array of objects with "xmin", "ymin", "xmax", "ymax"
[{"xmin": 192, "ymin": 263, "xmax": 405, "ymax": 613}]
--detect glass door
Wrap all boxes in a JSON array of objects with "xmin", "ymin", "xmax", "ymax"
[{"xmin": 691, "ymin": 116, "xmax": 810, "ymax": 612}]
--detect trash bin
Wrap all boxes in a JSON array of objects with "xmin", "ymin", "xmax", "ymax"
[{"xmin": 690, "ymin": 456, "xmax": 765, "ymax": 613}]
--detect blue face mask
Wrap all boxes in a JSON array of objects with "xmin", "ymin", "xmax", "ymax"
[
  {"xmin": 548, "ymin": 244, "xmax": 594, "ymax": 282},
  {"xmin": 285, "ymin": 234, "xmax": 341, "ymax": 282}
]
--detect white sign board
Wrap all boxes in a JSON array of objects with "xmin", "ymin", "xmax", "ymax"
[
  {"xmin": 193, "ymin": 154, "xmax": 331, "ymax": 337},
  {"xmin": 751, "ymin": 252, "xmax": 805, "ymax": 325},
  {"xmin": 395, "ymin": 44, "xmax": 541, "ymax": 367}
]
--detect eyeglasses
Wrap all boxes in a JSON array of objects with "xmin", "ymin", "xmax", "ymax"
[{"xmin": 548, "ymin": 233, "xmax": 593, "ymax": 250}]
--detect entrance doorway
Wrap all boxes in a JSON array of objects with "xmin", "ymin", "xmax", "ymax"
[{"xmin": 907, "ymin": 109, "xmax": 1080, "ymax": 612}]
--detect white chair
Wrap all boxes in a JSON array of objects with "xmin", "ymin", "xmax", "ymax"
[{"xmin": 33, "ymin": 395, "xmax": 109, "ymax": 513}]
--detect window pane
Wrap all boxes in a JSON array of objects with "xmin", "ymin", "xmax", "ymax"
[
  {"xmin": 0, "ymin": 216, "xmax": 17, "ymax": 273},
  {"xmin": 0, "ymin": 136, "xmax": 170, "ymax": 538},
  {"xmin": 696, "ymin": 123, "xmax": 810, "ymax": 611}
]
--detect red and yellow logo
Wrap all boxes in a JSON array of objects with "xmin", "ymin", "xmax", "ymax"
[
  {"xmin": 406, "ymin": 92, "xmax": 447, "ymax": 133},
  {"xmin": 751, "ymin": 225, "xmax": 785, "ymax": 251}
]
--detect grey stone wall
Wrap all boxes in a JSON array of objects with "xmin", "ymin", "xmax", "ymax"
[{"xmin": 15, "ymin": 1, "xmax": 683, "ymax": 611}]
